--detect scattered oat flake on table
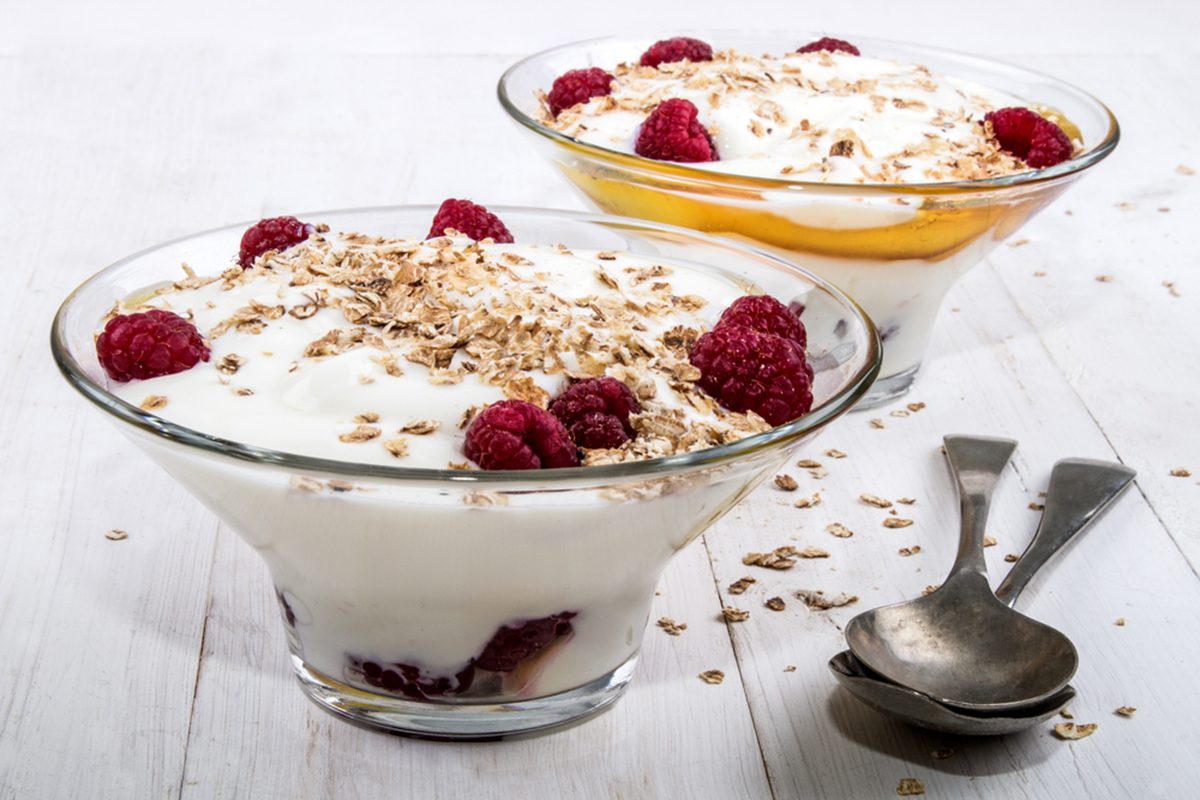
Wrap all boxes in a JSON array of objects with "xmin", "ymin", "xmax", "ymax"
[
  {"xmin": 807, "ymin": 465, "xmax": 828, "ymax": 480},
  {"xmin": 870, "ymin": 418, "xmax": 885, "ymax": 429},
  {"xmin": 699, "ymin": 670, "xmax": 725, "ymax": 685},
  {"xmin": 657, "ymin": 617, "xmax": 687, "ymax": 636},
  {"xmin": 931, "ymin": 747, "xmax": 954, "ymax": 760},
  {"xmin": 1095, "ymin": 274, "xmax": 1114, "ymax": 283},
  {"xmin": 860, "ymin": 493, "xmax": 892, "ymax": 508},
  {"xmin": 800, "ymin": 546, "xmax": 830, "ymax": 559},
  {"xmin": 783, "ymin": 665, "xmax": 796, "ymax": 672},
  {"xmin": 728, "ymin": 576, "xmax": 756, "ymax": 595},
  {"xmin": 1115, "ymin": 706, "xmax": 1137, "ymax": 718},
  {"xmin": 796, "ymin": 459, "xmax": 822, "ymax": 469},
  {"xmin": 795, "ymin": 589, "xmax": 858, "ymax": 611},
  {"xmin": 826, "ymin": 522, "xmax": 854, "ymax": 539},
  {"xmin": 883, "ymin": 518, "xmax": 913, "ymax": 529},
  {"xmin": 906, "ymin": 402, "xmax": 926, "ymax": 413},
  {"xmin": 1162, "ymin": 281, "xmax": 1180, "ymax": 298},
  {"xmin": 1008, "ymin": 238, "xmax": 1030, "ymax": 248},
  {"xmin": 923, "ymin": 584, "xmax": 940, "ymax": 596},
  {"xmin": 1033, "ymin": 270, "xmax": 1047, "ymax": 277},
  {"xmin": 1115, "ymin": 202, "xmax": 1134, "ymax": 210},
  {"xmin": 765, "ymin": 597, "xmax": 786, "ymax": 611},
  {"xmin": 984, "ymin": 536, "xmax": 998, "ymax": 547},
  {"xmin": 794, "ymin": 492, "xmax": 822, "ymax": 509},
  {"xmin": 774, "ymin": 474, "xmax": 799, "ymax": 491},
  {"xmin": 825, "ymin": 448, "xmax": 847, "ymax": 459},
  {"xmin": 1178, "ymin": 164, "xmax": 1196, "ymax": 176},
  {"xmin": 899, "ymin": 546, "xmax": 921, "ymax": 557},
  {"xmin": 1029, "ymin": 502, "xmax": 1045, "ymax": 511},
  {"xmin": 896, "ymin": 777, "xmax": 926, "ymax": 796},
  {"xmin": 896, "ymin": 497, "xmax": 916, "ymax": 505},
  {"xmin": 338, "ymin": 425, "xmax": 381, "ymax": 443},
  {"xmin": 1170, "ymin": 468, "xmax": 1192, "ymax": 477},
  {"xmin": 354, "ymin": 411, "xmax": 380, "ymax": 424},
  {"xmin": 105, "ymin": 529, "xmax": 129, "ymax": 541},
  {"xmin": 1053, "ymin": 722, "xmax": 1098, "ymax": 740},
  {"xmin": 382, "ymin": 439, "xmax": 410, "ymax": 458},
  {"xmin": 743, "ymin": 546, "xmax": 799, "ymax": 569},
  {"xmin": 889, "ymin": 409, "xmax": 910, "ymax": 418},
  {"xmin": 1004, "ymin": 553, "xmax": 1020, "ymax": 562},
  {"xmin": 140, "ymin": 395, "xmax": 168, "ymax": 411},
  {"xmin": 722, "ymin": 606, "xmax": 750, "ymax": 622},
  {"xmin": 1115, "ymin": 617, "xmax": 1126, "ymax": 626}
]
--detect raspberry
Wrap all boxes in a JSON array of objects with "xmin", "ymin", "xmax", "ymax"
[
  {"xmin": 547, "ymin": 67, "xmax": 614, "ymax": 117},
  {"xmin": 351, "ymin": 657, "xmax": 476, "ymax": 700},
  {"xmin": 634, "ymin": 99, "xmax": 718, "ymax": 163},
  {"xmin": 639, "ymin": 37, "xmax": 714, "ymax": 68},
  {"xmin": 238, "ymin": 216, "xmax": 313, "ymax": 269},
  {"xmin": 463, "ymin": 400, "xmax": 579, "ymax": 470},
  {"xmin": 716, "ymin": 295, "xmax": 807, "ymax": 349},
  {"xmin": 689, "ymin": 326, "xmax": 813, "ymax": 426},
  {"xmin": 549, "ymin": 376, "xmax": 640, "ymax": 449},
  {"xmin": 427, "ymin": 198, "xmax": 514, "ymax": 243},
  {"xmin": 984, "ymin": 107, "xmax": 1073, "ymax": 169},
  {"xmin": 475, "ymin": 612, "xmax": 577, "ymax": 673},
  {"xmin": 96, "ymin": 309, "xmax": 211, "ymax": 383},
  {"xmin": 795, "ymin": 37, "xmax": 860, "ymax": 56}
]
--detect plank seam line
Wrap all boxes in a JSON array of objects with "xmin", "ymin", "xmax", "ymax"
[
  {"xmin": 982, "ymin": 259, "xmax": 1200, "ymax": 582},
  {"xmin": 700, "ymin": 532, "xmax": 779, "ymax": 800},
  {"xmin": 176, "ymin": 529, "xmax": 220, "ymax": 799}
]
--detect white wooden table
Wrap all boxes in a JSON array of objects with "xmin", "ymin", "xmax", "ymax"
[{"xmin": 3, "ymin": 3, "xmax": 1198, "ymax": 797}]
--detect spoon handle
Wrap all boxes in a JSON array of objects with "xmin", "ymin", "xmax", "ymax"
[
  {"xmin": 995, "ymin": 458, "xmax": 1136, "ymax": 607},
  {"xmin": 942, "ymin": 435, "xmax": 1018, "ymax": 580}
]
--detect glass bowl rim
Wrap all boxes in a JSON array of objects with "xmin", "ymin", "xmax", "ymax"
[
  {"xmin": 497, "ymin": 30, "xmax": 1120, "ymax": 194},
  {"xmin": 51, "ymin": 204, "xmax": 881, "ymax": 486}
]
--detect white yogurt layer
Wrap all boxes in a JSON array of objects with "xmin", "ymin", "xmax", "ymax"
[
  {"xmin": 108, "ymin": 233, "xmax": 770, "ymax": 468},
  {"xmin": 548, "ymin": 49, "xmax": 1060, "ymax": 183}
]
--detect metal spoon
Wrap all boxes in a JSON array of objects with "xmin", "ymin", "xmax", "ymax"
[
  {"xmin": 844, "ymin": 434, "xmax": 1084, "ymax": 712},
  {"xmin": 829, "ymin": 456, "xmax": 1136, "ymax": 734}
]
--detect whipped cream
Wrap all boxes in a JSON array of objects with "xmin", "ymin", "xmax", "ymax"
[
  {"xmin": 107, "ymin": 232, "xmax": 770, "ymax": 468},
  {"xmin": 545, "ymin": 49, "xmax": 1067, "ymax": 183}
]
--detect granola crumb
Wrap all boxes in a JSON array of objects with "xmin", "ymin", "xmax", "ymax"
[
  {"xmin": 1053, "ymin": 722, "xmax": 1098, "ymax": 740},
  {"xmin": 1115, "ymin": 706, "xmax": 1137, "ymax": 718},
  {"xmin": 860, "ymin": 493, "xmax": 892, "ymax": 508},
  {"xmin": 883, "ymin": 517, "xmax": 913, "ymax": 529},
  {"xmin": 1029, "ymin": 501, "xmax": 1045, "ymax": 511},
  {"xmin": 657, "ymin": 617, "xmax": 687, "ymax": 636},
  {"xmin": 1095, "ymin": 274, "xmax": 1114, "ymax": 283},
  {"xmin": 1115, "ymin": 617, "xmax": 1126, "ymax": 626},
  {"xmin": 1163, "ymin": 281, "xmax": 1180, "ymax": 298},
  {"xmin": 825, "ymin": 448, "xmax": 847, "ymax": 459},
  {"xmin": 1170, "ymin": 468, "xmax": 1192, "ymax": 477},
  {"xmin": 826, "ymin": 522, "xmax": 854, "ymax": 539},
  {"xmin": 870, "ymin": 418, "xmax": 885, "ymax": 429},
  {"xmin": 931, "ymin": 747, "xmax": 954, "ymax": 760},
  {"xmin": 906, "ymin": 402, "xmax": 926, "ymax": 413},
  {"xmin": 105, "ymin": 528, "xmax": 129, "ymax": 541},
  {"xmin": 898, "ymin": 546, "xmax": 921, "ymax": 557},
  {"xmin": 890, "ymin": 409, "xmax": 910, "ymax": 418},
  {"xmin": 699, "ymin": 669, "xmax": 725, "ymax": 685},
  {"xmin": 800, "ymin": 546, "xmax": 830, "ymax": 558},
  {"xmin": 728, "ymin": 576, "xmax": 756, "ymax": 595},
  {"xmin": 983, "ymin": 536, "xmax": 998, "ymax": 547},
  {"xmin": 896, "ymin": 777, "xmax": 925, "ymax": 796},
  {"xmin": 721, "ymin": 606, "xmax": 750, "ymax": 622},
  {"xmin": 783, "ymin": 664, "xmax": 796, "ymax": 672},
  {"xmin": 765, "ymin": 596, "xmax": 786, "ymax": 611},
  {"xmin": 139, "ymin": 395, "xmax": 168, "ymax": 411},
  {"xmin": 922, "ymin": 584, "xmax": 940, "ymax": 596},
  {"xmin": 743, "ymin": 546, "xmax": 807, "ymax": 569},
  {"xmin": 794, "ymin": 492, "xmax": 821, "ymax": 509},
  {"xmin": 1004, "ymin": 553, "xmax": 1020, "ymax": 562},
  {"xmin": 774, "ymin": 473, "xmax": 799, "ymax": 491}
]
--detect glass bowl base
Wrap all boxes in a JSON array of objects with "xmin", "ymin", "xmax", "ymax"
[
  {"xmin": 291, "ymin": 652, "xmax": 638, "ymax": 741},
  {"xmin": 855, "ymin": 362, "xmax": 920, "ymax": 410}
]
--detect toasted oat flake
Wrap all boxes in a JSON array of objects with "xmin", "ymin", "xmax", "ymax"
[
  {"xmin": 1170, "ymin": 468, "xmax": 1192, "ymax": 477},
  {"xmin": 906, "ymin": 402, "xmax": 926, "ymax": 413},
  {"xmin": 899, "ymin": 546, "xmax": 921, "ymax": 557},
  {"xmin": 354, "ymin": 412, "xmax": 381, "ymax": 424},
  {"xmin": 889, "ymin": 409, "xmax": 910, "ymax": 418},
  {"xmin": 870, "ymin": 418, "xmax": 885, "ymax": 429},
  {"xmin": 783, "ymin": 665, "xmax": 796, "ymax": 672},
  {"xmin": 743, "ymin": 546, "xmax": 801, "ymax": 569},
  {"xmin": 825, "ymin": 448, "xmax": 847, "ymax": 459},
  {"xmin": 897, "ymin": 778, "xmax": 925, "ymax": 796},
  {"xmin": 923, "ymin": 584, "xmax": 940, "ymax": 596},
  {"xmin": 338, "ymin": 425, "xmax": 381, "ymax": 443},
  {"xmin": 983, "ymin": 536, "xmax": 998, "ymax": 547},
  {"xmin": 826, "ymin": 522, "xmax": 854, "ymax": 539},
  {"xmin": 883, "ymin": 518, "xmax": 913, "ymax": 529},
  {"xmin": 1178, "ymin": 164, "xmax": 1196, "ymax": 176},
  {"xmin": 1008, "ymin": 238, "xmax": 1030, "ymax": 248},
  {"xmin": 699, "ymin": 670, "xmax": 725, "ymax": 685},
  {"xmin": 1163, "ymin": 281, "xmax": 1180, "ymax": 298},
  {"xmin": 232, "ymin": 387, "xmax": 254, "ymax": 397},
  {"xmin": 382, "ymin": 438, "xmax": 409, "ymax": 458},
  {"xmin": 728, "ymin": 576, "xmax": 756, "ymax": 595},
  {"xmin": 722, "ymin": 606, "xmax": 750, "ymax": 622},
  {"xmin": 1095, "ymin": 274, "xmax": 1114, "ymax": 283},
  {"xmin": 861, "ymin": 493, "xmax": 892, "ymax": 508},
  {"xmin": 794, "ymin": 492, "xmax": 821, "ymax": 509},
  {"xmin": 397, "ymin": 419, "xmax": 440, "ymax": 435},
  {"xmin": 1029, "ymin": 501, "xmax": 1045, "ymax": 511},
  {"xmin": 896, "ymin": 497, "xmax": 916, "ymax": 505},
  {"xmin": 657, "ymin": 617, "xmax": 687, "ymax": 636},
  {"xmin": 216, "ymin": 353, "xmax": 246, "ymax": 375},
  {"xmin": 765, "ymin": 597, "xmax": 786, "ymax": 611},
  {"xmin": 1115, "ymin": 617, "xmax": 1126, "ymax": 626},
  {"xmin": 800, "ymin": 546, "xmax": 830, "ymax": 559},
  {"xmin": 1115, "ymin": 706, "xmax": 1137, "ymax": 718},
  {"xmin": 326, "ymin": 480, "xmax": 355, "ymax": 492},
  {"xmin": 774, "ymin": 474, "xmax": 799, "ymax": 491},
  {"xmin": 796, "ymin": 459, "xmax": 822, "ymax": 469},
  {"xmin": 795, "ymin": 589, "xmax": 858, "ymax": 611},
  {"xmin": 105, "ymin": 529, "xmax": 129, "ymax": 541},
  {"xmin": 140, "ymin": 395, "xmax": 168, "ymax": 412},
  {"xmin": 1053, "ymin": 722, "xmax": 1098, "ymax": 740},
  {"xmin": 1004, "ymin": 553, "xmax": 1020, "ymax": 562}
]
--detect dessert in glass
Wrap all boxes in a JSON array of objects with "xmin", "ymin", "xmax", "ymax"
[
  {"xmin": 498, "ymin": 33, "xmax": 1119, "ymax": 406},
  {"xmin": 52, "ymin": 204, "xmax": 879, "ymax": 739}
]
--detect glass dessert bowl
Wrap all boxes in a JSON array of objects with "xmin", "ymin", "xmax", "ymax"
[
  {"xmin": 498, "ymin": 33, "xmax": 1119, "ymax": 406},
  {"xmin": 52, "ymin": 206, "xmax": 879, "ymax": 739}
]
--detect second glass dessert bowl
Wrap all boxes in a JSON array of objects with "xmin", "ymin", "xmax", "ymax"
[
  {"xmin": 498, "ymin": 33, "xmax": 1119, "ymax": 406},
  {"xmin": 52, "ymin": 206, "xmax": 879, "ymax": 740}
]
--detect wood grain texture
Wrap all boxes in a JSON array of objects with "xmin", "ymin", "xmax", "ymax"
[{"xmin": 1, "ymin": 4, "xmax": 1198, "ymax": 798}]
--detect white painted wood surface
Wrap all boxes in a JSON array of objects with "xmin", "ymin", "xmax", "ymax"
[{"xmin": 2, "ymin": 3, "xmax": 1198, "ymax": 797}]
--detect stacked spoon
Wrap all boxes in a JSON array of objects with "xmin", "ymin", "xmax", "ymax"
[{"xmin": 829, "ymin": 435, "xmax": 1136, "ymax": 735}]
